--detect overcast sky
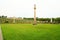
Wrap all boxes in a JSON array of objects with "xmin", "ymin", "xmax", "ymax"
[{"xmin": 0, "ymin": 0, "xmax": 60, "ymax": 18}]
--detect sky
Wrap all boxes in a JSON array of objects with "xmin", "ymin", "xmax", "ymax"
[{"xmin": 0, "ymin": 0, "xmax": 60, "ymax": 18}]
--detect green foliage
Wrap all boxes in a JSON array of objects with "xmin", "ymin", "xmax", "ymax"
[
  {"xmin": 55, "ymin": 17, "xmax": 60, "ymax": 23},
  {"xmin": 0, "ymin": 15, "xmax": 7, "ymax": 23},
  {"xmin": 0, "ymin": 15, "xmax": 60, "ymax": 24},
  {"xmin": 23, "ymin": 18, "xmax": 34, "ymax": 20}
]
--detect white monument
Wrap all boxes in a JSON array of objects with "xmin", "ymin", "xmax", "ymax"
[{"xmin": 33, "ymin": 4, "xmax": 37, "ymax": 25}]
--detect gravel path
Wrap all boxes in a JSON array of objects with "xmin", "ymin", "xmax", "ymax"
[{"xmin": 0, "ymin": 26, "xmax": 3, "ymax": 40}]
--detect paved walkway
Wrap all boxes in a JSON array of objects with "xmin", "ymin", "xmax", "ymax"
[{"xmin": 0, "ymin": 26, "xmax": 3, "ymax": 40}]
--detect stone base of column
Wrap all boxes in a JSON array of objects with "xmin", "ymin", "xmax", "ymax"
[{"xmin": 33, "ymin": 22, "xmax": 37, "ymax": 25}]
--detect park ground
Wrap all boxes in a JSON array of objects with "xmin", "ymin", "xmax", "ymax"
[{"xmin": 0, "ymin": 24, "xmax": 60, "ymax": 40}]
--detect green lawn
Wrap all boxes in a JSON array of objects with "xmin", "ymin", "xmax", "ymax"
[
  {"xmin": 1, "ymin": 24, "xmax": 60, "ymax": 40},
  {"xmin": 0, "ymin": 25, "xmax": 1, "ymax": 29},
  {"xmin": 0, "ymin": 26, "xmax": 1, "ymax": 29}
]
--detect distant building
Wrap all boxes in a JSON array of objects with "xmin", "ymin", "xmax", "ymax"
[
  {"xmin": 8, "ymin": 17, "xmax": 22, "ymax": 20},
  {"xmin": 8, "ymin": 17, "xmax": 23, "ymax": 23}
]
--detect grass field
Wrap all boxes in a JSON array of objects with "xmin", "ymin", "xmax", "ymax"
[{"xmin": 1, "ymin": 24, "xmax": 60, "ymax": 40}]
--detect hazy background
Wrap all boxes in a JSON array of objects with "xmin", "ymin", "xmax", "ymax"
[{"xmin": 0, "ymin": 0, "xmax": 60, "ymax": 18}]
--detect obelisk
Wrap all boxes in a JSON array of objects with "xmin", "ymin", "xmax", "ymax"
[{"xmin": 33, "ymin": 4, "xmax": 37, "ymax": 25}]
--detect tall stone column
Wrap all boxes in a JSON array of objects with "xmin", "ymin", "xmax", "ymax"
[{"xmin": 33, "ymin": 4, "xmax": 37, "ymax": 25}]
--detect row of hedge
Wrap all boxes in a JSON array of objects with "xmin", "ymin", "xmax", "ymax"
[{"xmin": 0, "ymin": 16, "xmax": 60, "ymax": 24}]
